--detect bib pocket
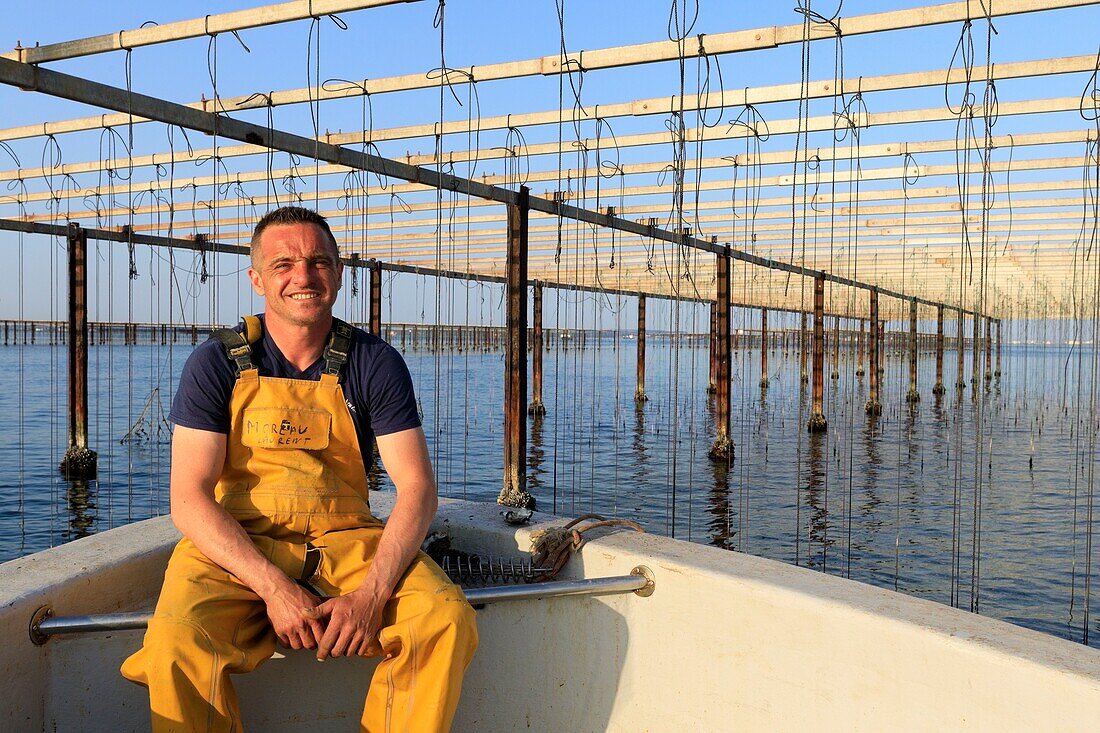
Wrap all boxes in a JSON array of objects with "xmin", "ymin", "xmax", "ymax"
[{"xmin": 241, "ymin": 407, "xmax": 331, "ymax": 451}]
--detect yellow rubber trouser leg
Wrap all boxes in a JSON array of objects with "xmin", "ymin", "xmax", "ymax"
[
  {"xmin": 312, "ymin": 527, "xmax": 479, "ymax": 733},
  {"xmin": 120, "ymin": 539, "xmax": 277, "ymax": 733}
]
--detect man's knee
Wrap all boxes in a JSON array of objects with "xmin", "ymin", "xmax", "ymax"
[
  {"xmin": 143, "ymin": 617, "xmax": 220, "ymax": 665},
  {"xmin": 130, "ymin": 615, "xmax": 267, "ymax": 678},
  {"xmin": 429, "ymin": 589, "xmax": 479, "ymax": 655}
]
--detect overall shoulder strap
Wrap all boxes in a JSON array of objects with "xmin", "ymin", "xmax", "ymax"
[
  {"xmin": 212, "ymin": 316, "xmax": 263, "ymax": 376},
  {"xmin": 322, "ymin": 318, "xmax": 354, "ymax": 376}
]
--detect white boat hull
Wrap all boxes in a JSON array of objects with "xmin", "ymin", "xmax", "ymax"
[{"xmin": 2, "ymin": 494, "xmax": 1098, "ymax": 731}]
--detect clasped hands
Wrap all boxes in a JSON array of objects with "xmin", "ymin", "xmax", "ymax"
[{"xmin": 263, "ymin": 580, "xmax": 386, "ymax": 661}]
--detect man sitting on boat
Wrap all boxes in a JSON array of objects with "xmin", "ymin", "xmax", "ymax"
[{"xmin": 121, "ymin": 206, "xmax": 478, "ymax": 732}]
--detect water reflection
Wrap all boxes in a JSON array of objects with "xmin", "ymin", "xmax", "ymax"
[
  {"xmin": 707, "ymin": 440, "xmax": 734, "ymax": 550},
  {"xmin": 803, "ymin": 429, "xmax": 829, "ymax": 571},
  {"xmin": 65, "ymin": 479, "xmax": 96, "ymax": 540}
]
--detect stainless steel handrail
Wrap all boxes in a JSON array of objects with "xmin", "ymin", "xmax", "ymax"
[{"xmin": 30, "ymin": 567, "xmax": 654, "ymax": 643}]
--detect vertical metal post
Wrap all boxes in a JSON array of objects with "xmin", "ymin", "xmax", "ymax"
[
  {"xmin": 933, "ymin": 304, "xmax": 946, "ymax": 395},
  {"xmin": 529, "ymin": 280, "xmax": 546, "ymax": 416},
  {"xmin": 809, "ymin": 275, "xmax": 827, "ymax": 431},
  {"xmin": 995, "ymin": 319, "xmax": 1002, "ymax": 377},
  {"xmin": 830, "ymin": 314, "xmax": 841, "ymax": 379},
  {"xmin": 635, "ymin": 295, "xmax": 648, "ymax": 403},
  {"xmin": 906, "ymin": 298, "xmax": 920, "ymax": 403},
  {"xmin": 707, "ymin": 302, "xmax": 718, "ymax": 394},
  {"xmin": 984, "ymin": 316, "xmax": 993, "ymax": 382},
  {"xmin": 856, "ymin": 319, "xmax": 866, "ymax": 376},
  {"xmin": 866, "ymin": 289, "xmax": 882, "ymax": 415},
  {"xmin": 59, "ymin": 224, "xmax": 97, "ymax": 479},
  {"xmin": 369, "ymin": 262, "xmax": 382, "ymax": 337},
  {"xmin": 759, "ymin": 307, "xmax": 769, "ymax": 389},
  {"xmin": 956, "ymin": 310, "xmax": 967, "ymax": 389},
  {"xmin": 709, "ymin": 249, "xmax": 734, "ymax": 460},
  {"xmin": 799, "ymin": 311, "xmax": 809, "ymax": 383},
  {"xmin": 498, "ymin": 187, "xmax": 532, "ymax": 510},
  {"xmin": 971, "ymin": 310, "xmax": 981, "ymax": 391}
]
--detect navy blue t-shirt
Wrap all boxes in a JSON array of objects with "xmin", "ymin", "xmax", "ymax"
[{"xmin": 169, "ymin": 315, "xmax": 421, "ymax": 462}]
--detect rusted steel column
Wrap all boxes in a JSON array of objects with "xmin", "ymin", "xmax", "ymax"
[
  {"xmin": 984, "ymin": 316, "xmax": 993, "ymax": 382},
  {"xmin": 830, "ymin": 315, "xmax": 841, "ymax": 379},
  {"xmin": 759, "ymin": 307, "xmax": 770, "ymax": 389},
  {"xmin": 707, "ymin": 302, "xmax": 718, "ymax": 395},
  {"xmin": 971, "ymin": 311, "xmax": 981, "ymax": 391},
  {"xmin": 368, "ymin": 262, "xmax": 382, "ymax": 337},
  {"xmin": 528, "ymin": 280, "xmax": 546, "ymax": 417},
  {"xmin": 866, "ymin": 289, "xmax": 882, "ymax": 415},
  {"xmin": 799, "ymin": 311, "xmax": 809, "ymax": 384},
  {"xmin": 933, "ymin": 304, "xmax": 946, "ymax": 395},
  {"xmin": 856, "ymin": 319, "xmax": 866, "ymax": 376},
  {"xmin": 498, "ymin": 186, "xmax": 533, "ymax": 510},
  {"xmin": 956, "ymin": 310, "xmax": 967, "ymax": 389},
  {"xmin": 59, "ymin": 223, "xmax": 97, "ymax": 479},
  {"xmin": 809, "ymin": 275, "xmax": 827, "ymax": 431},
  {"xmin": 995, "ymin": 319, "xmax": 1002, "ymax": 377},
  {"xmin": 906, "ymin": 298, "xmax": 920, "ymax": 403},
  {"xmin": 709, "ymin": 249, "xmax": 734, "ymax": 460},
  {"xmin": 635, "ymin": 295, "xmax": 648, "ymax": 403}
]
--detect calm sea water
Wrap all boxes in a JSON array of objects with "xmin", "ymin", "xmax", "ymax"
[{"xmin": 0, "ymin": 334, "xmax": 1097, "ymax": 648}]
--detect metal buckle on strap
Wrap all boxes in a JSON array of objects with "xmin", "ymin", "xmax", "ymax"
[
  {"xmin": 300, "ymin": 545, "xmax": 321, "ymax": 582},
  {"xmin": 321, "ymin": 318, "xmax": 353, "ymax": 375}
]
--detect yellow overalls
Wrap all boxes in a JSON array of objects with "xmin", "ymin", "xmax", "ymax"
[{"xmin": 121, "ymin": 317, "xmax": 477, "ymax": 732}]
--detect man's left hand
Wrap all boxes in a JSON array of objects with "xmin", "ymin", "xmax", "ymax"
[{"xmin": 304, "ymin": 588, "xmax": 387, "ymax": 660}]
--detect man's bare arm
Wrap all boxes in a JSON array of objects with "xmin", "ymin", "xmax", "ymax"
[
  {"xmin": 170, "ymin": 425, "xmax": 324, "ymax": 648},
  {"xmin": 311, "ymin": 426, "xmax": 437, "ymax": 660}
]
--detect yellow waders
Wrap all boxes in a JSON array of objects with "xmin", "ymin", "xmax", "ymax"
[{"xmin": 121, "ymin": 318, "xmax": 477, "ymax": 732}]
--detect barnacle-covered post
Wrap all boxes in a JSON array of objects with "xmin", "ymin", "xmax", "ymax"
[
  {"xmin": 971, "ymin": 310, "xmax": 982, "ymax": 392},
  {"xmin": 635, "ymin": 293, "xmax": 648, "ymax": 404},
  {"xmin": 707, "ymin": 302, "xmax": 718, "ymax": 394},
  {"xmin": 529, "ymin": 280, "xmax": 546, "ymax": 416},
  {"xmin": 759, "ymin": 307, "xmax": 769, "ymax": 389},
  {"xmin": 808, "ymin": 274, "xmax": 827, "ymax": 431},
  {"xmin": 499, "ymin": 186, "xmax": 533, "ymax": 510},
  {"xmin": 956, "ymin": 309, "xmax": 967, "ymax": 390},
  {"xmin": 933, "ymin": 304, "xmax": 946, "ymax": 395},
  {"xmin": 906, "ymin": 298, "xmax": 920, "ymax": 403},
  {"xmin": 369, "ymin": 260, "xmax": 382, "ymax": 337},
  {"xmin": 830, "ymin": 314, "xmax": 841, "ymax": 380},
  {"xmin": 59, "ymin": 223, "xmax": 97, "ymax": 479},
  {"xmin": 709, "ymin": 247, "xmax": 734, "ymax": 460},
  {"xmin": 995, "ymin": 318, "xmax": 1002, "ymax": 377},
  {"xmin": 799, "ymin": 311, "xmax": 809, "ymax": 383},
  {"xmin": 856, "ymin": 319, "xmax": 866, "ymax": 376},
  {"xmin": 984, "ymin": 316, "xmax": 993, "ymax": 383},
  {"xmin": 866, "ymin": 288, "xmax": 882, "ymax": 415}
]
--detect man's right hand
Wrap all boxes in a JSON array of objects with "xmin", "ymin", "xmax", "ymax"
[{"xmin": 260, "ymin": 579, "xmax": 326, "ymax": 650}]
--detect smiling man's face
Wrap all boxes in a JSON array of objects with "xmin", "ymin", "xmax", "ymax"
[{"xmin": 248, "ymin": 222, "xmax": 343, "ymax": 328}]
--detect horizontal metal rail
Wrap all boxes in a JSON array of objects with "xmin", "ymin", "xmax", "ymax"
[
  {"xmin": 0, "ymin": 218, "xmax": 711, "ymax": 307},
  {"xmin": 30, "ymin": 569, "xmax": 654, "ymax": 642}
]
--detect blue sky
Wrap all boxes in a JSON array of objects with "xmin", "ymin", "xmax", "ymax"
[{"xmin": 1, "ymin": 1, "xmax": 1098, "ymax": 331}]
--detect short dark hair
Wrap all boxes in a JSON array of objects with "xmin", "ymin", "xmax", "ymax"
[{"xmin": 250, "ymin": 206, "xmax": 339, "ymax": 265}]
